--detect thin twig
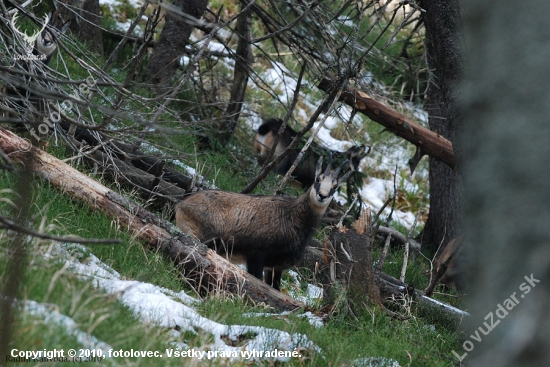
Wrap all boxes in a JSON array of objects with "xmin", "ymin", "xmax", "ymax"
[
  {"xmin": 337, "ymin": 194, "xmax": 358, "ymax": 228},
  {"xmin": 399, "ymin": 238, "xmax": 409, "ymax": 283},
  {"xmin": 377, "ymin": 232, "xmax": 391, "ymax": 272}
]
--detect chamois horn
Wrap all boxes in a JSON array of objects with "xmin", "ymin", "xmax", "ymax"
[
  {"xmin": 324, "ymin": 152, "xmax": 333, "ymax": 176},
  {"xmin": 332, "ymin": 158, "xmax": 349, "ymax": 178}
]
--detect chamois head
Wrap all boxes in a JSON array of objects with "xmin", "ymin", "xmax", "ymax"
[
  {"xmin": 310, "ymin": 153, "xmax": 351, "ymax": 212},
  {"xmin": 345, "ymin": 144, "xmax": 370, "ymax": 172},
  {"xmin": 253, "ymin": 118, "xmax": 294, "ymax": 170},
  {"xmin": 36, "ymin": 16, "xmax": 69, "ymax": 64}
]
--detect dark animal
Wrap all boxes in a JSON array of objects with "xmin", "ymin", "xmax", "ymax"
[
  {"xmin": 253, "ymin": 118, "xmax": 369, "ymax": 188},
  {"xmin": 175, "ymin": 155, "xmax": 351, "ymax": 290}
]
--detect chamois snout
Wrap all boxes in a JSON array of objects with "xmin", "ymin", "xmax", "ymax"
[{"xmin": 35, "ymin": 30, "xmax": 56, "ymax": 55}]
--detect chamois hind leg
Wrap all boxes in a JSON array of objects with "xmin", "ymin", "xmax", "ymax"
[
  {"xmin": 246, "ymin": 254, "xmax": 265, "ymax": 280},
  {"xmin": 265, "ymin": 268, "xmax": 283, "ymax": 290}
]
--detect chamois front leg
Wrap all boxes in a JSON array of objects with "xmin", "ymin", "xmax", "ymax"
[
  {"xmin": 264, "ymin": 268, "xmax": 283, "ymax": 290},
  {"xmin": 246, "ymin": 254, "xmax": 265, "ymax": 280}
]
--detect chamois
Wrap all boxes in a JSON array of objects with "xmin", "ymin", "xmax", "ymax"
[
  {"xmin": 175, "ymin": 155, "xmax": 351, "ymax": 290},
  {"xmin": 253, "ymin": 118, "xmax": 369, "ymax": 188}
]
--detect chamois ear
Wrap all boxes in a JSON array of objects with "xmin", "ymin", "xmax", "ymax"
[
  {"xmin": 363, "ymin": 145, "xmax": 371, "ymax": 156},
  {"xmin": 355, "ymin": 145, "xmax": 370, "ymax": 161},
  {"xmin": 332, "ymin": 159, "xmax": 348, "ymax": 179},
  {"xmin": 60, "ymin": 19, "xmax": 71, "ymax": 34},
  {"xmin": 337, "ymin": 170, "xmax": 352, "ymax": 188},
  {"xmin": 315, "ymin": 156, "xmax": 323, "ymax": 178}
]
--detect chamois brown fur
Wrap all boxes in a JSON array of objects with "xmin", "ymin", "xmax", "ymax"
[
  {"xmin": 253, "ymin": 118, "xmax": 369, "ymax": 188},
  {"xmin": 176, "ymin": 156, "xmax": 351, "ymax": 290}
]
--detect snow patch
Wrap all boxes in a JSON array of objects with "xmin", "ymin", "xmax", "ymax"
[
  {"xmin": 23, "ymin": 299, "xmax": 113, "ymax": 353},
  {"xmin": 351, "ymin": 356, "xmax": 402, "ymax": 367},
  {"xmin": 43, "ymin": 243, "xmax": 321, "ymax": 361},
  {"xmin": 99, "ymin": 0, "xmax": 143, "ymax": 8},
  {"xmin": 359, "ymin": 177, "xmax": 421, "ymax": 229}
]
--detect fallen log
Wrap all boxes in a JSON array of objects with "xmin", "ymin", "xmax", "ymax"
[
  {"xmin": 0, "ymin": 126, "xmax": 304, "ymax": 311},
  {"xmin": 377, "ymin": 225, "xmax": 421, "ymax": 253},
  {"xmin": 318, "ymin": 75, "xmax": 457, "ymax": 171},
  {"xmin": 89, "ymin": 148, "xmax": 187, "ymax": 212},
  {"xmin": 58, "ymin": 121, "xmax": 200, "ymax": 199}
]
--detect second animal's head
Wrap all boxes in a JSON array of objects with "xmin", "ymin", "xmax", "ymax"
[{"xmin": 253, "ymin": 118, "xmax": 369, "ymax": 188}]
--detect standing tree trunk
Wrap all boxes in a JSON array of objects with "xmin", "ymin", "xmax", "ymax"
[
  {"xmin": 60, "ymin": 1, "xmax": 103, "ymax": 55},
  {"xmin": 73, "ymin": 0, "xmax": 104, "ymax": 55},
  {"xmin": 216, "ymin": 2, "xmax": 253, "ymax": 146},
  {"xmin": 417, "ymin": 0, "xmax": 463, "ymax": 254},
  {"xmin": 460, "ymin": 1, "xmax": 550, "ymax": 366},
  {"xmin": 144, "ymin": 0, "xmax": 208, "ymax": 93}
]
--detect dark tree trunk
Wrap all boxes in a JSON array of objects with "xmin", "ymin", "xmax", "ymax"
[
  {"xmin": 216, "ymin": 2, "xmax": 253, "ymax": 146},
  {"xmin": 461, "ymin": 1, "xmax": 550, "ymax": 365},
  {"xmin": 144, "ymin": 0, "xmax": 208, "ymax": 93},
  {"xmin": 417, "ymin": 0, "xmax": 463, "ymax": 254},
  {"xmin": 74, "ymin": 0, "xmax": 103, "ymax": 55}
]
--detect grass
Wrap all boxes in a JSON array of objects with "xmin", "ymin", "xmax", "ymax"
[
  {"xmin": 0, "ymin": 4, "xmax": 461, "ymax": 366},
  {"xmin": 0, "ymin": 167, "xmax": 185, "ymax": 293},
  {"xmin": 0, "ymin": 144, "xmax": 462, "ymax": 367},
  {"xmin": 197, "ymin": 295, "xmax": 462, "ymax": 367}
]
